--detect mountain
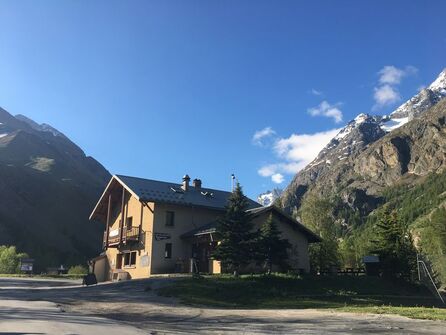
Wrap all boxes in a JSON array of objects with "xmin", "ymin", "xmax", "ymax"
[
  {"xmin": 279, "ymin": 68, "xmax": 446, "ymax": 281},
  {"xmin": 280, "ymin": 69, "xmax": 446, "ymax": 217},
  {"xmin": 0, "ymin": 107, "xmax": 110, "ymax": 270},
  {"xmin": 257, "ymin": 188, "xmax": 282, "ymax": 207},
  {"xmin": 391, "ymin": 69, "xmax": 446, "ymax": 119}
]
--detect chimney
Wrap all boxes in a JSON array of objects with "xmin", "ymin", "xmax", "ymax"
[
  {"xmin": 182, "ymin": 174, "xmax": 191, "ymax": 191},
  {"xmin": 193, "ymin": 178, "xmax": 202, "ymax": 189}
]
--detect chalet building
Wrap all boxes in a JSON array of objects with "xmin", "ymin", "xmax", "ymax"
[{"xmin": 89, "ymin": 174, "xmax": 321, "ymax": 281}]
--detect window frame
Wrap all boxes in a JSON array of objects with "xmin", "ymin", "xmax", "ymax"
[
  {"xmin": 122, "ymin": 251, "xmax": 137, "ymax": 268},
  {"xmin": 126, "ymin": 216, "xmax": 133, "ymax": 228},
  {"xmin": 165, "ymin": 243, "xmax": 172, "ymax": 259},
  {"xmin": 165, "ymin": 211, "xmax": 175, "ymax": 227}
]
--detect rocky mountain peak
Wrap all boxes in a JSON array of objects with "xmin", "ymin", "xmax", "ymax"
[
  {"xmin": 15, "ymin": 114, "xmax": 66, "ymax": 138},
  {"xmin": 391, "ymin": 69, "xmax": 446, "ymax": 120},
  {"xmin": 280, "ymin": 68, "xmax": 446, "ymax": 215},
  {"xmin": 257, "ymin": 188, "xmax": 282, "ymax": 206},
  {"xmin": 428, "ymin": 68, "xmax": 446, "ymax": 92}
]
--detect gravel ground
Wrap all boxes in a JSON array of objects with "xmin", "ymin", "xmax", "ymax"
[{"xmin": 0, "ymin": 276, "xmax": 445, "ymax": 334}]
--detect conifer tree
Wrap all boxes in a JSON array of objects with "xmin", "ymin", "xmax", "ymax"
[
  {"xmin": 257, "ymin": 213, "xmax": 291, "ymax": 274},
  {"xmin": 299, "ymin": 196, "xmax": 340, "ymax": 272},
  {"xmin": 213, "ymin": 183, "xmax": 256, "ymax": 275},
  {"xmin": 373, "ymin": 207, "xmax": 416, "ymax": 280}
]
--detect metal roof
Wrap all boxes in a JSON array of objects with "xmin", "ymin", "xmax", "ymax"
[
  {"xmin": 246, "ymin": 206, "xmax": 322, "ymax": 243},
  {"xmin": 115, "ymin": 174, "xmax": 261, "ymax": 210},
  {"xmin": 181, "ymin": 205, "xmax": 322, "ymax": 243},
  {"xmin": 89, "ymin": 175, "xmax": 261, "ymax": 221},
  {"xmin": 181, "ymin": 221, "xmax": 218, "ymax": 238}
]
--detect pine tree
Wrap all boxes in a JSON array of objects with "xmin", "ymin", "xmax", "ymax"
[
  {"xmin": 257, "ymin": 213, "xmax": 291, "ymax": 274},
  {"xmin": 299, "ymin": 196, "xmax": 340, "ymax": 272},
  {"xmin": 213, "ymin": 183, "xmax": 256, "ymax": 275},
  {"xmin": 373, "ymin": 208, "xmax": 416, "ymax": 280}
]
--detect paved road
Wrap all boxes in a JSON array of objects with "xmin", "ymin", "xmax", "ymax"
[
  {"xmin": 0, "ymin": 277, "xmax": 445, "ymax": 334},
  {"xmin": 0, "ymin": 278, "xmax": 145, "ymax": 335}
]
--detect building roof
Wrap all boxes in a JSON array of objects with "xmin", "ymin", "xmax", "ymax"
[
  {"xmin": 181, "ymin": 221, "xmax": 218, "ymax": 238},
  {"xmin": 90, "ymin": 174, "xmax": 261, "ymax": 221},
  {"xmin": 181, "ymin": 205, "xmax": 322, "ymax": 243},
  {"xmin": 247, "ymin": 206, "xmax": 322, "ymax": 243}
]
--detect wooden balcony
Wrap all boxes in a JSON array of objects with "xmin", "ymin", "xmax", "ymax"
[{"xmin": 103, "ymin": 226, "xmax": 141, "ymax": 248}]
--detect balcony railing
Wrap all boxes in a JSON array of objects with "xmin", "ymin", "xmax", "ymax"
[{"xmin": 103, "ymin": 226, "xmax": 141, "ymax": 248}]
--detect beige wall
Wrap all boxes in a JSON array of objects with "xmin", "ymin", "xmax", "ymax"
[
  {"xmin": 252, "ymin": 212, "xmax": 310, "ymax": 273},
  {"xmin": 98, "ymin": 188, "xmax": 311, "ymax": 279},
  {"xmin": 150, "ymin": 203, "xmax": 223, "ymax": 274},
  {"xmin": 104, "ymin": 191, "xmax": 155, "ymax": 280}
]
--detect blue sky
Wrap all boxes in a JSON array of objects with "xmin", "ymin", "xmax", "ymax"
[{"xmin": 0, "ymin": 1, "xmax": 445, "ymax": 199}]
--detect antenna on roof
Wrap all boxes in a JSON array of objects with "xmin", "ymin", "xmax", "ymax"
[{"xmin": 231, "ymin": 174, "xmax": 235, "ymax": 192}]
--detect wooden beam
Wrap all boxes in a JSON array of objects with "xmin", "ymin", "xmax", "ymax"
[
  {"xmin": 119, "ymin": 186, "xmax": 126, "ymax": 246},
  {"xmin": 104, "ymin": 193, "xmax": 112, "ymax": 250}
]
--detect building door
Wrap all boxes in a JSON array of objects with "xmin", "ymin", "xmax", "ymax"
[
  {"xmin": 116, "ymin": 254, "xmax": 123, "ymax": 269},
  {"xmin": 192, "ymin": 242, "xmax": 216, "ymax": 273}
]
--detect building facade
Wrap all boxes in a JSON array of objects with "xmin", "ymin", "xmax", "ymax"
[{"xmin": 89, "ymin": 174, "xmax": 320, "ymax": 281}]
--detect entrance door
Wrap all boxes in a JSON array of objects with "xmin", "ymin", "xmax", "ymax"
[
  {"xmin": 116, "ymin": 254, "xmax": 123, "ymax": 269},
  {"xmin": 192, "ymin": 242, "xmax": 217, "ymax": 273}
]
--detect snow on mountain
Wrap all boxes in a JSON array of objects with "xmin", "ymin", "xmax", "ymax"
[
  {"xmin": 380, "ymin": 116, "xmax": 409, "ymax": 132},
  {"xmin": 390, "ymin": 68, "xmax": 446, "ymax": 120},
  {"xmin": 428, "ymin": 68, "xmax": 446, "ymax": 92},
  {"xmin": 258, "ymin": 188, "xmax": 282, "ymax": 206},
  {"xmin": 280, "ymin": 68, "xmax": 446, "ymax": 215},
  {"xmin": 15, "ymin": 114, "xmax": 67, "ymax": 138}
]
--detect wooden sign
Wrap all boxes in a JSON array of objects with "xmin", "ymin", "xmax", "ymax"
[{"xmin": 154, "ymin": 233, "xmax": 171, "ymax": 241}]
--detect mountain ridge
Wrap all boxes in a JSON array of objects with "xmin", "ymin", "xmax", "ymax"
[
  {"xmin": 280, "ymin": 68, "xmax": 446, "ymax": 217},
  {"xmin": 0, "ymin": 106, "xmax": 111, "ymax": 270}
]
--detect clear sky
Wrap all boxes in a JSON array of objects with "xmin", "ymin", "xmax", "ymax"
[{"xmin": 0, "ymin": 1, "xmax": 445, "ymax": 199}]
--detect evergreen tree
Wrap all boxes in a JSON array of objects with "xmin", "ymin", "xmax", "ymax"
[
  {"xmin": 257, "ymin": 213, "xmax": 291, "ymax": 273},
  {"xmin": 372, "ymin": 207, "xmax": 416, "ymax": 280},
  {"xmin": 420, "ymin": 207, "xmax": 446, "ymax": 283},
  {"xmin": 299, "ymin": 196, "xmax": 340, "ymax": 272},
  {"xmin": 213, "ymin": 183, "xmax": 256, "ymax": 275}
]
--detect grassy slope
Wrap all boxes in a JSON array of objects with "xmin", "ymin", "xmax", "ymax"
[{"xmin": 158, "ymin": 275, "xmax": 446, "ymax": 320}]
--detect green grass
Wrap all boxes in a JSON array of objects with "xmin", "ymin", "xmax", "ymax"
[
  {"xmin": 157, "ymin": 274, "xmax": 446, "ymax": 320},
  {"xmin": 0, "ymin": 273, "xmax": 84, "ymax": 280}
]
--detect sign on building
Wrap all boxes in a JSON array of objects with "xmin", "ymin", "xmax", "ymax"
[{"xmin": 20, "ymin": 258, "xmax": 35, "ymax": 273}]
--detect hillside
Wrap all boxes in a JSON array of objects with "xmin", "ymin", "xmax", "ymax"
[
  {"xmin": 0, "ymin": 107, "xmax": 110, "ymax": 270},
  {"xmin": 280, "ymin": 69, "xmax": 446, "ymax": 217},
  {"xmin": 278, "ymin": 68, "xmax": 446, "ymax": 280}
]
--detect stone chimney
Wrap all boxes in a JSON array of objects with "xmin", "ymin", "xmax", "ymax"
[
  {"xmin": 193, "ymin": 178, "xmax": 202, "ymax": 189},
  {"xmin": 182, "ymin": 174, "xmax": 191, "ymax": 191}
]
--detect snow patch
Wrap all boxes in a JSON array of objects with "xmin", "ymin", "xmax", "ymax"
[
  {"xmin": 428, "ymin": 69, "xmax": 446, "ymax": 91},
  {"xmin": 380, "ymin": 117, "xmax": 409, "ymax": 132}
]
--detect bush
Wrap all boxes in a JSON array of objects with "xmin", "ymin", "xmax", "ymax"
[
  {"xmin": 68, "ymin": 265, "xmax": 88, "ymax": 275},
  {"xmin": 0, "ymin": 245, "xmax": 28, "ymax": 274}
]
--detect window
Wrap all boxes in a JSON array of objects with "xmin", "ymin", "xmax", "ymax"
[
  {"xmin": 126, "ymin": 217, "xmax": 133, "ymax": 228},
  {"xmin": 165, "ymin": 211, "xmax": 175, "ymax": 227},
  {"xmin": 165, "ymin": 243, "xmax": 172, "ymax": 259},
  {"xmin": 123, "ymin": 251, "xmax": 137, "ymax": 267}
]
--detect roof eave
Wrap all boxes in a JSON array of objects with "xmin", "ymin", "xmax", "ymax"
[{"xmin": 89, "ymin": 175, "xmax": 142, "ymax": 222}]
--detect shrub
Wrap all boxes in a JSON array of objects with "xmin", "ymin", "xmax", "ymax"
[
  {"xmin": 68, "ymin": 265, "xmax": 88, "ymax": 275},
  {"xmin": 0, "ymin": 245, "xmax": 29, "ymax": 274}
]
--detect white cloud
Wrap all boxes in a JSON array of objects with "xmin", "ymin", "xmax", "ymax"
[
  {"xmin": 378, "ymin": 65, "xmax": 418, "ymax": 85},
  {"xmin": 257, "ymin": 128, "xmax": 341, "ymax": 182},
  {"xmin": 373, "ymin": 84, "xmax": 401, "ymax": 107},
  {"xmin": 373, "ymin": 65, "xmax": 417, "ymax": 110},
  {"xmin": 307, "ymin": 101, "xmax": 343, "ymax": 123},
  {"xmin": 310, "ymin": 88, "xmax": 323, "ymax": 96},
  {"xmin": 252, "ymin": 127, "xmax": 276, "ymax": 146},
  {"xmin": 274, "ymin": 129, "xmax": 341, "ymax": 163},
  {"xmin": 271, "ymin": 173, "xmax": 284, "ymax": 184}
]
